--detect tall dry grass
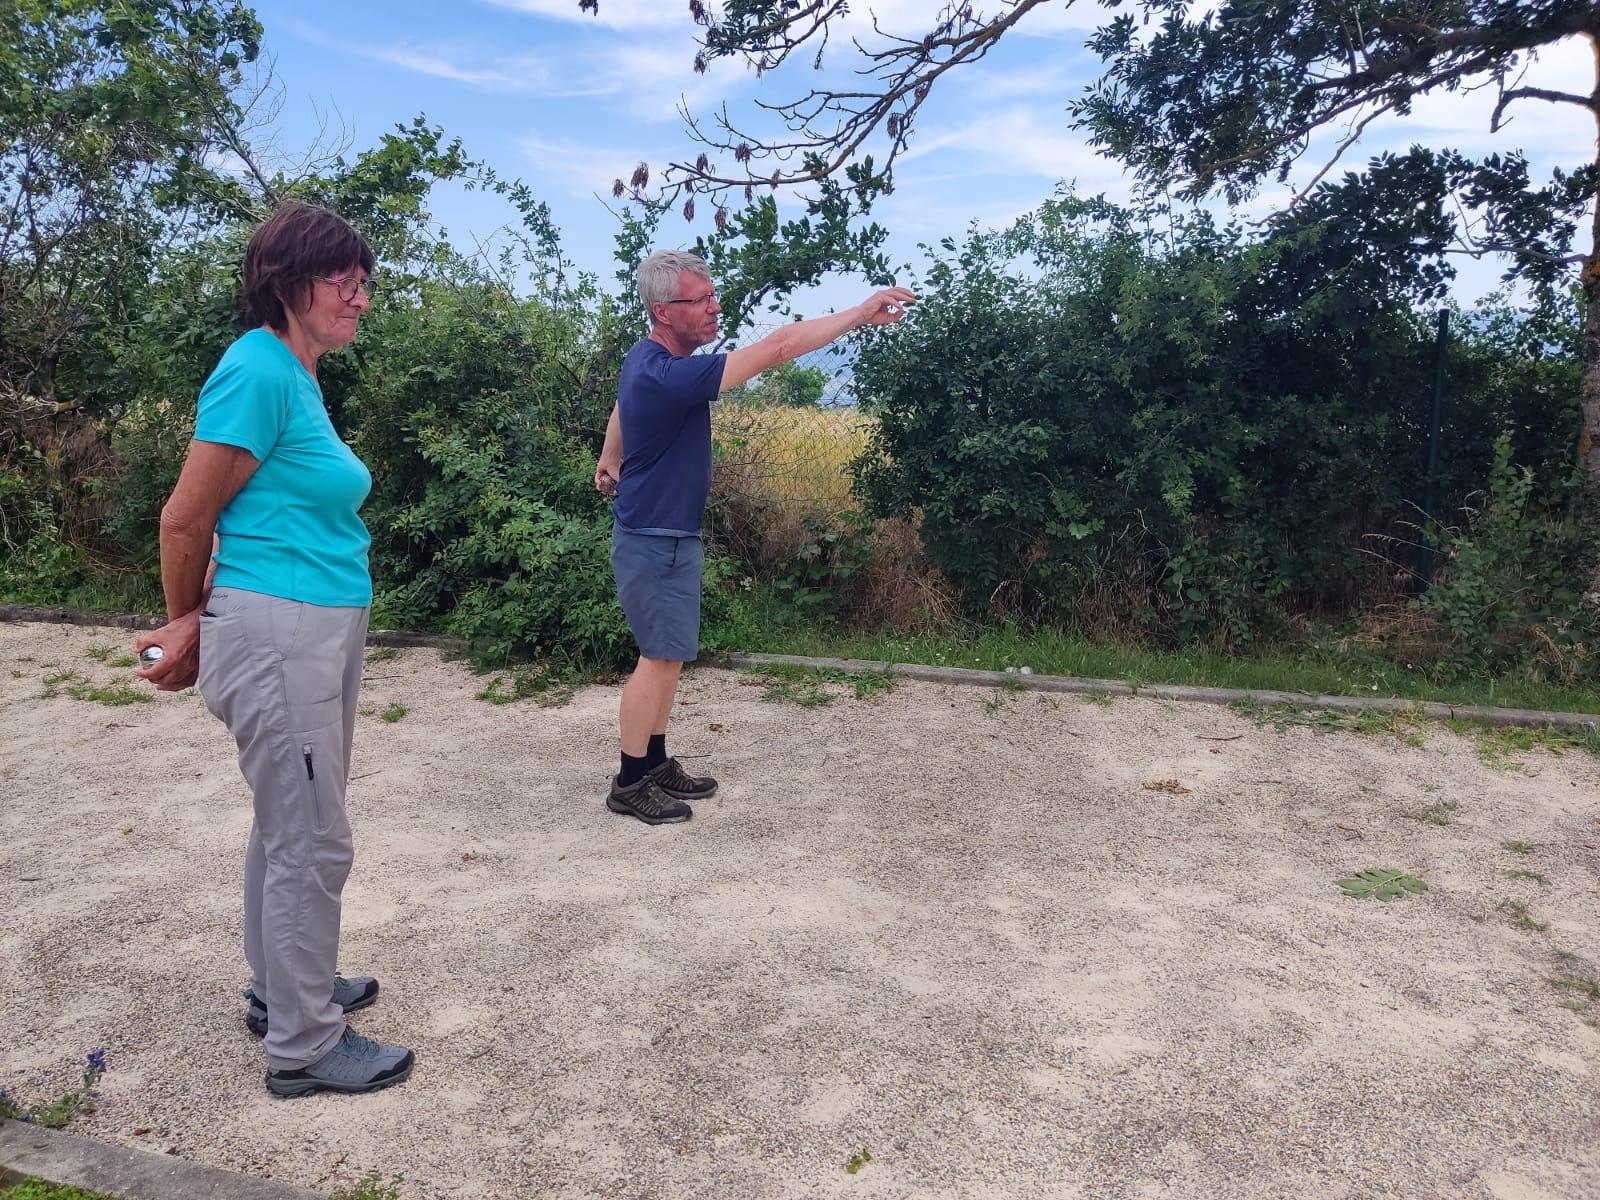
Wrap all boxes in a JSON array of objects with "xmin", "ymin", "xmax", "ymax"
[{"xmin": 709, "ymin": 400, "xmax": 955, "ymax": 628}]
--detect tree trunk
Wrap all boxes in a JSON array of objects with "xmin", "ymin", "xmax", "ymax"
[{"xmin": 1582, "ymin": 31, "xmax": 1600, "ymax": 601}]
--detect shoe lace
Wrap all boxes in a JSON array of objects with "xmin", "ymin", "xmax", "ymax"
[
  {"xmin": 656, "ymin": 758, "xmax": 692, "ymax": 789},
  {"xmin": 634, "ymin": 779, "xmax": 676, "ymax": 816},
  {"xmin": 338, "ymin": 1028, "xmax": 382, "ymax": 1061}
]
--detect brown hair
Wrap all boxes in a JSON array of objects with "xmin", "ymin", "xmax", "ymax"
[{"xmin": 242, "ymin": 200, "xmax": 374, "ymax": 330}]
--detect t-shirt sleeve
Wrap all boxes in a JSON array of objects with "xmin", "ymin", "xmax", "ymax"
[
  {"xmin": 644, "ymin": 350, "xmax": 726, "ymax": 416},
  {"xmin": 193, "ymin": 348, "xmax": 290, "ymax": 462}
]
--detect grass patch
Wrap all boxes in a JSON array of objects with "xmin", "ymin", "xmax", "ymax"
[
  {"xmin": 365, "ymin": 646, "xmax": 400, "ymax": 664},
  {"xmin": 378, "ymin": 703, "xmax": 409, "ymax": 723},
  {"xmin": 1473, "ymin": 724, "xmax": 1600, "ymax": 770},
  {"xmin": 731, "ymin": 606, "xmax": 1600, "ymax": 715},
  {"xmin": 40, "ymin": 670, "xmax": 149, "ymax": 706},
  {"xmin": 329, "ymin": 1173, "xmax": 405, "ymax": 1200},
  {"xmin": 741, "ymin": 663, "xmax": 895, "ymax": 708},
  {"xmin": 1502, "ymin": 840, "xmax": 1536, "ymax": 855},
  {"xmin": 83, "ymin": 644, "xmax": 113, "ymax": 662},
  {"xmin": 0, "ymin": 1180, "xmax": 124, "ymax": 1200},
  {"xmin": 1504, "ymin": 868, "xmax": 1550, "ymax": 886},
  {"xmin": 1549, "ymin": 956, "xmax": 1600, "ymax": 1027},
  {"xmin": 476, "ymin": 666, "xmax": 574, "ymax": 708},
  {"xmin": 1498, "ymin": 899, "xmax": 1549, "ymax": 932},
  {"xmin": 1403, "ymin": 798, "xmax": 1459, "ymax": 827}
]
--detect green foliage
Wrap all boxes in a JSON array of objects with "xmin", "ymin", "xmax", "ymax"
[
  {"xmin": 378, "ymin": 703, "xmax": 408, "ymax": 723},
  {"xmin": 729, "ymin": 358, "xmax": 829, "ymax": 407},
  {"xmin": 773, "ymin": 512, "xmax": 874, "ymax": 621},
  {"xmin": 0, "ymin": 1180, "xmax": 122, "ymax": 1200},
  {"xmin": 1403, "ymin": 799, "xmax": 1458, "ymax": 827},
  {"xmin": 0, "ymin": 1049, "xmax": 107, "ymax": 1129},
  {"xmin": 329, "ymin": 1173, "xmax": 405, "ymax": 1200},
  {"xmin": 742, "ymin": 662, "xmax": 894, "ymax": 707},
  {"xmin": 1419, "ymin": 433, "xmax": 1597, "ymax": 683},
  {"xmin": 1336, "ymin": 869, "xmax": 1428, "ymax": 902},
  {"xmin": 1498, "ymin": 899, "xmax": 1549, "ymax": 933},
  {"xmin": 852, "ymin": 195, "xmax": 1583, "ymax": 659},
  {"xmin": 844, "ymin": 1148, "xmax": 874, "ymax": 1175}
]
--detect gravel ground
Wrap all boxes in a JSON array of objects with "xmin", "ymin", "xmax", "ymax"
[{"xmin": 2, "ymin": 619, "xmax": 1598, "ymax": 1200}]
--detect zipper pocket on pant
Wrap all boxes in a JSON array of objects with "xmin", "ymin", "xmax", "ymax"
[{"xmin": 302, "ymin": 742, "xmax": 322, "ymax": 832}]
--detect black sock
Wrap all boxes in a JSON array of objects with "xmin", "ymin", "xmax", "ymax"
[
  {"xmin": 620, "ymin": 751, "xmax": 651, "ymax": 787},
  {"xmin": 645, "ymin": 733, "xmax": 667, "ymax": 770}
]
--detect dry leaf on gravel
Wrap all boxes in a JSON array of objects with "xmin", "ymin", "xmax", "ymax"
[{"xmin": 1143, "ymin": 779, "xmax": 1192, "ymax": 794}]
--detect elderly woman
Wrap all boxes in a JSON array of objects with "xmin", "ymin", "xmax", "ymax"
[{"xmin": 136, "ymin": 201, "xmax": 413, "ymax": 1097}]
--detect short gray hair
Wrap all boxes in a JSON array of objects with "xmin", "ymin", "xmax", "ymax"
[{"xmin": 638, "ymin": 249, "xmax": 711, "ymax": 317}]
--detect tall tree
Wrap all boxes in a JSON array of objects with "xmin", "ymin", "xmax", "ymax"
[{"xmin": 585, "ymin": 0, "xmax": 1600, "ymax": 587}]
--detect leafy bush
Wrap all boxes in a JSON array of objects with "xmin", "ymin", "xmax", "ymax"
[
  {"xmin": 1420, "ymin": 434, "xmax": 1597, "ymax": 683},
  {"xmin": 852, "ymin": 195, "xmax": 1584, "ymax": 659}
]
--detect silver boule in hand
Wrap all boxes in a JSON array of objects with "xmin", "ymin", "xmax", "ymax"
[{"xmin": 139, "ymin": 645, "xmax": 165, "ymax": 667}]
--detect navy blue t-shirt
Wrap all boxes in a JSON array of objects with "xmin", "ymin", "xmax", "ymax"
[{"xmin": 613, "ymin": 338, "xmax": 726, "ymax": 536}]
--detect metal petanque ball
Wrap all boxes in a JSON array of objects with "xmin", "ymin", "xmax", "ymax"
[{"xmin": 138, "ymin": 645, "xmax": 165, "ymax": 668}]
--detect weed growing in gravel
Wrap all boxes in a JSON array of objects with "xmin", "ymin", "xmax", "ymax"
[
  {"xmin": 83, "ymin": 644, "xmax": 112, "ymax": 662},
  {"xmin": 365, "ymin": 646, "xmax": 399, "ymax": 665},
  {"xmin": 1502, "ymin": 840, "xmax": 1536, "ymax": 855},
  {"xmin": 1549, "ymin": 955, "xmax": 1600, "ymax": 1027},
  {"xmin": 742, "ymin": 664, "xmax": 895, "ymax": 707},
  {"xmin": 1504, "ymin": 868, "xmax": 1550, "ymax": 886},
  {"xmin": 1232, "ymin": 699, "xmax": 1429, "ymax": 744},
  {"xmin": 1498, "ymin": 899, "xmax": 1549, "ymax": 932},
  {"xmin": 1086, "ymin": 690, "xmax": 1116, "ymax": 707},
  {"xmin": 0, "ymin": 1178, "xmax": 122, "ymax": 1199},
  {"xmin": 107, "ymin": 654, "xmax": 137, "ymax": 668},
  {"xmin": 329, "ymin": 1173, "xmax": 405, "ymax": 1200},
  {"xmin": 0, "ymin": 1049, "xmax": 107, "ymax": 1129},
  {"xmin": 379, "ymin": 703, "xmax": 408, "ymax": 723},
  {"xmin": 1403, "ymin": 798, "xmax": 1459, "ymax": 826},
  {"xmin": 1473, "ymin": 724, "xmax": 1600, "ymax": 771},
  {"xmin": 1336, "ymin": 869, "xmax": 1428, "ymax": 901},
  {"xmin": 41, "ymin": 670, "xmax": 149, "ymax": 706},
  {"xmin": 844, "ymin": 1148, "xmax": 874, "ymax": 1175},
  {"xmin": 476, "ymin": 663, "xmax": 575, "ymax": 708}
]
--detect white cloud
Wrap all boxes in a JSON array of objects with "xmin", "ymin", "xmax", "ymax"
[
  {"xmin": 365, "ymin": 44, "xmax": 555, "ymax": 90},
  {"xmin": 902, "ymin": 105, "xmax": 1131, "ymax": 195},
  {"xmin": 519, "ymin": 132, "xmax": 654, "ymax": 198}
]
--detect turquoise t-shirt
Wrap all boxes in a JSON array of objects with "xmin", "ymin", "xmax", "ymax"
[{"xmin": 194, "ymin": 327, "xmax": 373, "ymax": 607}]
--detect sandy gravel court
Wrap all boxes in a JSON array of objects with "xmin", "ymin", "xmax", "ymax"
[{"xmin": 2, "ymin": 619, "xmax": 1598, "ymax": 1199}]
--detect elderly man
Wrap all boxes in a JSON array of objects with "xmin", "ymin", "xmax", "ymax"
[{"xmin": 595, "ymin": 250, "xmax": 914, "ymax": 824}]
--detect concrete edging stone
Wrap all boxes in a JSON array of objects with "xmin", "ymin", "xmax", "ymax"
[
  {"xmin": 0, "ymin": 1120, "xmax": 322, "ymax": 1200},
  {"xmin": 2, "ymin": 605, "xmax": 1593, "ymax": 730},
  {"xmin": 721, "ymin": 652, "xmax": 1600, "ymax": 731}
]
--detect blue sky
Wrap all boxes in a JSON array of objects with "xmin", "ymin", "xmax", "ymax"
[{"xmin": 254, "ymin": 1, "xmax": 1594, "ymax": 320}]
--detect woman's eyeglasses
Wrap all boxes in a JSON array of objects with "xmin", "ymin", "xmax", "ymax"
[{"xmin": 314, "ymin": 274, "xmax": 379, "ymax": 303}]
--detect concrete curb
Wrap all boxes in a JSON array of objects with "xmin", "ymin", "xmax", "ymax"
[
  {"xmin": 721, "ymin": 652, "xmax": 1600, "ymax": 731},
  {"xmin": 0, "ymin": 1120, "xmax": 322, "ymax": 1200},
  {"xmin": 4, "ymin": 605, "xmax": 1594, "ymax": 730},
  {"xmin": 0, "ymin": 605, "xmax": 470, "ymax": 652}
]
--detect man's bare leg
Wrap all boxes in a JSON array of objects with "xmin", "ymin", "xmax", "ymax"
[{"xmin": 620, "ymin": 655, "xmax": 681, "ymax": 757}]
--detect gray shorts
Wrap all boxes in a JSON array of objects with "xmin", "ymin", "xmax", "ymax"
[{"xmin": 611, "ymin": 525, "xmax": 703, "ymax": 662}]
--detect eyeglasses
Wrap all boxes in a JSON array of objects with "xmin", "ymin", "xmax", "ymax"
[
  {"xmin": 313, "ymin": 274, "xmax": 378, "ymax": 303},
  {"xmin": 661, "ymin": 291, "xmax": 717, "ymax": 309}
]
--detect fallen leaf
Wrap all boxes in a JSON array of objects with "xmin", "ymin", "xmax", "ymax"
[
  {"xmin": 120, "ymin": 824, "xmax": 133, "ymax": 835},
  {"xmin": 1142, "ymin": 779, "xmax": 1192, "ymax": 794},
  {"xmin": 132, "ymin": 1126, "xmax": 151, "ymax": 1136},
  {"xmin": 709, "ymin": 722, "xmax": 724, "ymax": 732}
]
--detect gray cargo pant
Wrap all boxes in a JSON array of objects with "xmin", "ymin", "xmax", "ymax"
[{"xmin": 198, "ymin": 586, "xmax": 368, "ymax": 1070}]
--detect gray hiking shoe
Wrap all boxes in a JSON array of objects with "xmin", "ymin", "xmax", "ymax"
[
  {"xmin": 265, "ymin": 1027, "xmax": 415, "ymax": 1097},
  {"xmin": 652, "ymin": 756, "xmax": 717, "ymax": 801},
  {"xmin": 606, "ymin": 773, "xmax": 692, "ymax": 824},
  {"xmin": 244, "ymin": 974, "xmax": 379, "ymax": 1037}
]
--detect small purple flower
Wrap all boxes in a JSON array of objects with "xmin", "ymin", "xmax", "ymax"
[{"xmin": 85, "ymin": 1049, "xmax": 107, "ymax": 1074}]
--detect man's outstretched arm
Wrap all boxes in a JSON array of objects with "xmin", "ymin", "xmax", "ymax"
[{"xmin": 720, "ymin": 287, "xmax": 915, "ymax": 393}]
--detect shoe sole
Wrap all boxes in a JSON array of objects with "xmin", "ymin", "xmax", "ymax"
[
  {"xmin": 246, "ymin": 989, "xmax": 379, "ymax": 1038},
  {"xmin": 265, "ymin": 1054, "xmax": 415, "ymax": 1098},
  {"xmin": 658, "ymin": 784, "xmax": 717, "ymax": 801},
  {"xmin": 606, "ymin": 794, "xmax": 691, "ymax": 824}
]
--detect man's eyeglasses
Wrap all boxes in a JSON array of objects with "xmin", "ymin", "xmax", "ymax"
[
  {"xmin": 661, "ymin": 291, "xmax": 717, "ymax": 309},
  {"xmin": 314, "ymin": 274, "xmax": 379, "ymax": 303}
]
